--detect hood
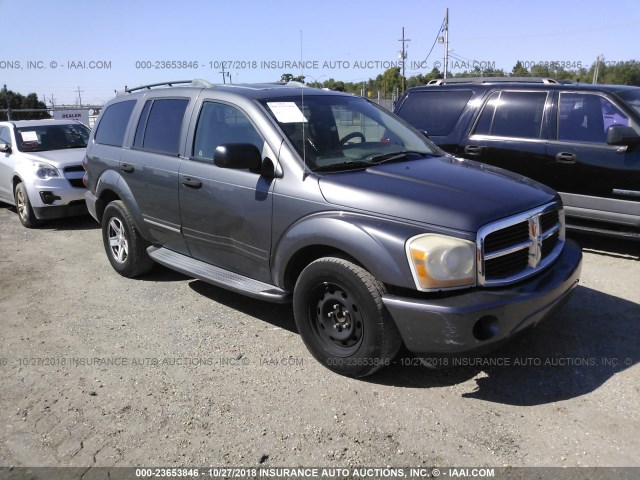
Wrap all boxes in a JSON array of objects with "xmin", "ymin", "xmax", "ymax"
[
  {"xmin": 19, "ymin": 148, "xmax": 86, "ymax": 168},
  {"xmin": 318, "ymin": 156, "xmax": 559, "ymax": 233}
]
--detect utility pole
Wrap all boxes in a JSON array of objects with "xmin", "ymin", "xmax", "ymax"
[
  {"xmin": 3, "ymin": 84, "xmax": 11, "ymax": 121},
  {"xmin": 398, "ymin": 27, "xmax": 411, "ymax": 93},
  {"xmin": 593, "ymin": 54, "xmax": 602, "ymax": 84},
  {"xmin": 443, "ymin": 8, "xmax": 449, "ymax": 79},
  {"xmin": 219, "ymin": 64, "xmax": 227, "ymax": 84},
  {"xmin": 76, "ymin": 86, "xmax": 83, "ymax": 107}
]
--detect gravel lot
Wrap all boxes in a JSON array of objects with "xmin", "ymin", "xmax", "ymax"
[{"xmin": 0, "ymin": 203, "xmax": 638, "ymax": 471}]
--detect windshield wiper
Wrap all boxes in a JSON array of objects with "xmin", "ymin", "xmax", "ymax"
[
  {"xmin": 313, "ymin": 161, "xmax": 373, "ymax": 172},
  {"xmin": 366, "ymin": 151, "xmax": 430, "ymax": 165}
]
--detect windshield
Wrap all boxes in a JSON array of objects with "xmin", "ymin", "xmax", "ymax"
[
  {"xmin": 15, "ymin": 123, "xmax": 90, "ymax": 152},
  {"xmin": 259, "ymin": 94, "xmax": 439, "ymax": 171},
  {"xmin": 617, "ymin": 89, "xmax": 640, "ymax": 117}
]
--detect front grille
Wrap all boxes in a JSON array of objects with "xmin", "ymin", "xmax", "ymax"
[
  {"xmin": 478, "ymin": 203, "xmax": 565, "ymax": 286},
  {"xmin": 63, "ymin": 165, "xmax": 86, "ymax": 189},
  {"xmin": 67, "ymin": 178, "xmax": 85, "ymax": 188}
]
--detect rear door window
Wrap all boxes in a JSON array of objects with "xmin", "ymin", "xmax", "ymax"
[
  {"xmin": 136, "ymin": 98, "xmax": 189, "ymax": 155},
  {"xmin": 474, "ymin": 91, "xmax": 547, "ymax": 139},
  {"xmin": 397, "ymin": 90, "xmax": 472, "ymax": 135}
]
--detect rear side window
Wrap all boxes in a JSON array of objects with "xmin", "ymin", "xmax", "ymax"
[
  {"xmin": 95, "ymin": 100, "xmax": 136, "ymax": 147},
  {"xmin": 135, "ymin": 98, "xmax": 189, "ymax": 155},
  {"xmin": 397, "ymin": 90, "xmax": 472, "ymax": 136},
  {"xmin": 474, "ymin": 91, "xmax": 547, "ymax": 139}
]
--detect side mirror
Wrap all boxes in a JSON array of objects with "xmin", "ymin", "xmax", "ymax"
[
  {"xmin": 0, "ymin": 143, "xmax": 11, "ymax": 153},
  {"xmin": 607, "ymin": 125, "xmax": 640, "ymax": 147},
  {"xmin": 214, "ymin": 144, "xmax": 263, "ymax": 171}
]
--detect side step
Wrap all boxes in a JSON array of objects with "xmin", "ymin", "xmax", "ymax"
[
  {"xmin": 147, "ymin": 246, "xmax": 291, "ymax": 303},
  {"xmin": 566, "ymin": 224, "xmax": 640, "ymax": 241}
]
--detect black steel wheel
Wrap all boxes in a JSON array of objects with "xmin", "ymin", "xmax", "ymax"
[{"xmin": 293, "ymin": 257, "xmax": 401, "ymax": 377}]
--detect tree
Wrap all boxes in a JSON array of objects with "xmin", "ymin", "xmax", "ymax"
[
  {"xmin": 280, "ymin": 73, "xmax": 305, "ymax": 83},
  {"xmin": 511, "ymin": 61, "xmax": 529, "ymax": 77},
  {"xmin": 0, "ymin": 87, "xmax": 49, "ymax": 121}
]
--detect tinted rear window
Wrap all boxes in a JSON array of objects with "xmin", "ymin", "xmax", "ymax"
[
  {"xmin": 397, "ymin": 90, "xmax": 472, "ymax": 136},
  {"xmin": 95, "ymin": 100, "xmax": 136, "ymax": 147},
  {"xmin": 474, "ymin": 91, "xmax": 547, "ymax": 139},
  {"xmin": 138, "ymin": 98, "xmax": 189, "ymax": 155}
]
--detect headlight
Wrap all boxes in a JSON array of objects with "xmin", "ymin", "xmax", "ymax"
[
  {"xmin": 406, "ymin": 234, "xmax": 476, "ymax": 291},
  {"xmin": 33, "ymin": 162, "xmax": 60, "ymax": 179}
]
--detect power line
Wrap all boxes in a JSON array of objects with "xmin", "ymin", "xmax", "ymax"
[{"xmin": 421, "ymin": 14, "xmax": 447, "ymax": 68}]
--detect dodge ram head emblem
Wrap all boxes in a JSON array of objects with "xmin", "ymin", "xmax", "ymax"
[{"xmin": 527, "ymin": 214, "xmax": 543, "ymax": 268}]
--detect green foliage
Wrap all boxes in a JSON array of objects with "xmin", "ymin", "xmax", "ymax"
[
  {"xmin": 0, "ymin": 86, "xmax": 50, "ymax": 121},
  {"xmin": 280, "ymin": 73, "xmax": 306, "ymax": 83}
]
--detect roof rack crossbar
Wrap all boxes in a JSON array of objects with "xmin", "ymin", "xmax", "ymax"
[
  {"xmin": 125, "ymin": 79, "xmax": 213, "ymax": 93},
  {"xmin": 426, "ymin": 77, "xmax": 562, "ymax": 86}
]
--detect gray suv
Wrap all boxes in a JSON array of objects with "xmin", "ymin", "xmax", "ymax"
[{"xmin": 84, "ymin": 80, "xmax": 582, "ymax": 377}]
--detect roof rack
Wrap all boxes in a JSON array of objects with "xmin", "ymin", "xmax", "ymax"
[
  {"xmin": 426, "ymin": 77, "xmax": 562, "ymax": 86},
  {"xmin": 124, "ymin": 79, "xmax": 214, "ymax": 93}
]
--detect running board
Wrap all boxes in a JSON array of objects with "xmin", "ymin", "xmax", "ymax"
[
  {"xmin": 147, "ymin": 246, "xmax": 291, "ymax": 303},
  {"xmin": 566, "ymin": 224, "xmax": 640, "ymax": 241}
]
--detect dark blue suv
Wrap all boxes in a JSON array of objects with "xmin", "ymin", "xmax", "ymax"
[{"xmin": 395, "ymin": 77, "xmax": 640, "ymax": 239}]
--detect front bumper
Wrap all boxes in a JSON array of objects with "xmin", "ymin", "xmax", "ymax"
[
  {"xmin": 85, "ymin": 190, "xmax": 99, "ymax": 222},
  {"xmin": 383, "ymin": 239, "xmax": 583, "ymax": 355},
  {"xmin": 26, "ymin": 176, "xmax": 88, "ymax": 220}
]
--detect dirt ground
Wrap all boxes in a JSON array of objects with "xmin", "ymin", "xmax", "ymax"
[{"xmin": 0, "ymin": 204, "xmax": 638, "ymax": 472}]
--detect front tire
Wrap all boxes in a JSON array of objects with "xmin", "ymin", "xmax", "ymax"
[
  {"xmin": 14, "ymin": 183, "xmax": 42, "ymax": 228},
  {"xmin": 101, "ymin": 200, "xmax": 154, "ymax": 277},
  {"xmin": 293, "ymin": 257, "xmax": 402, "ymax": 377}
]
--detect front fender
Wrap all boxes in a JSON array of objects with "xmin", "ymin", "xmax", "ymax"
[{"xmin": 272, "ymin": 211, "xmax": 429, "ymax": 291}]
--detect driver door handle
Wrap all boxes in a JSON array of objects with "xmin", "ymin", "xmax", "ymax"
[
  {"xmin": 464, "ymin": 145, "xmax": 484, "ymax": 156},
  {"xmin": 555, "ymin": 152, "xmax": 577, "ymax": 164},
  {"xmin": 182, "ymin": 177, "xmax": 202, "ymax": 189}
]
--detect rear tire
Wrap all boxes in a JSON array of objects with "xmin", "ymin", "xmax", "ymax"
[
  {"xmin": 293, "ymin": 257, "xmax": 402, "ymax": 377},
  {"xmin": 101, "ymin": 200, "xmax": 154, "ymax": 277},
  {"xmin": 14, "ymin": 183, "xmax": 42, "ymax": 228}
]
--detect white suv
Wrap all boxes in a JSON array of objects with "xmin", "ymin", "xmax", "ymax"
[{"xmin": 0, "ymin": 119, "xmax": 90, "ymax": 227}]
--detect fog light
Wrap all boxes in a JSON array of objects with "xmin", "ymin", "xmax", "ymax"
[
  {"xmin": 39, "ymin": 191, "xmax": 61, "ymax": 205},
  {"xmin": 473, "ymin": 315, "xmax": 499, "ymax": 341}
]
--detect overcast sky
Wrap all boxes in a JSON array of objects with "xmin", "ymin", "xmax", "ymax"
[{"xmin": 3, "ymin": 0, "xmax": 638, "ymax": 105}]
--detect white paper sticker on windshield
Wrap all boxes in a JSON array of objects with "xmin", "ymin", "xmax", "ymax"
[
  {"xmin": 20, "ymin": 131, "xmax": 39, "ymax": 142},
  {"xmin": 267, "ymin": 102, "xmax": 308, "ymax": 123}
]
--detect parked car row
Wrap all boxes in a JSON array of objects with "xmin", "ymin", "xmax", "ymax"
[
  {"xmin": 394, "ymin": 77, "xmax": 640, "ymax": 239},
  {"xmin": 1, "ymin": 79, "xmax": 588, "ymax": 377},
  {"xmin": 10, "ymin": 78, "xmax": 638, "ymax": 377}
]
